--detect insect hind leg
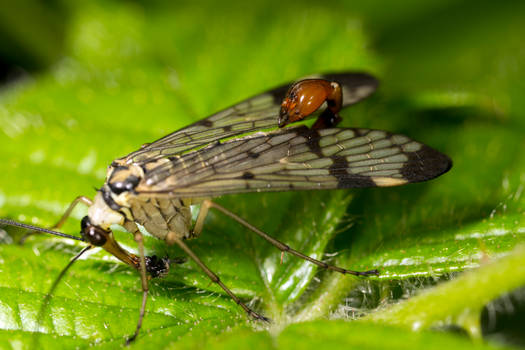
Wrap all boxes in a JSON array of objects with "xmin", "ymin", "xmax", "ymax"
[
  {"xmin": 172, "ymin": 235, "xmax": 269, "ymax": 322},
  {"xmin": 208, "ymin": 201, "xmax": 379, "ymax": 277}
]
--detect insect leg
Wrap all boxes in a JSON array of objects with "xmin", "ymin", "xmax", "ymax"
[
  {"xmin": 52, "ymin": 196, "xmax": 94, "ymax": 229},
  {"xmin": 311, "ymin": 108, "xmax": 342, "ymax": 130},
  {"xmin": 172, "ymin": 235, "xmax": 269, "ymax": 322},
  {"xmin": 19, "ymin": 196, "xmax": 93, "ymax": 244},
  {"xmin": 126, "ymin": 229, "xmax": 150, "ymax": 344},
  {"xmin": 191, "ymin": 200, "xmax": 212, "ymax": 237},
  {"xmin": 209, "ymin": 201, "xmax": 378, "ymax": 277}
]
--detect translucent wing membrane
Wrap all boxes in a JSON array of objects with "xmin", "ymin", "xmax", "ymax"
[
  {"xmin": 126, "ymin": 73, "xmax": 378, "ymax": 164},
  {"xmin": 135, "ymin": 125, "xmax": 451, "ymax": 198}
]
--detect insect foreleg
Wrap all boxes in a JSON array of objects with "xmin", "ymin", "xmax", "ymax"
[
  {"xmin": 52, "ymin": 196, "xmax": 94, "ymax": 229},
  {"xmin": 208, "ymin": 202, "xmax": 379, "ymax": 277},
  {"xmin": 19, "ymin": 196, "xmax": 93, "ymax": 244},
  {"xmin": 172, "ymin": 235, "xmax": 269, "ymax": 322}
]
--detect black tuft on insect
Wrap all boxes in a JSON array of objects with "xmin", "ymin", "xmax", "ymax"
[{"xmin": 0, "ymin": 72, "xmax": 451, "ymax": 344}]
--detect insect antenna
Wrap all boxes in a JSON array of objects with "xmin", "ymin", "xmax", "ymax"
[{"xmin": 0, "ymin": 218, "xmax": 85, "ymax": 242}]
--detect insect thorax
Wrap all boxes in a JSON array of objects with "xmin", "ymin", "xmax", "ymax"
[{"xmin": 89, "ymin": 162, "xmax": 194, "ymax": 242}]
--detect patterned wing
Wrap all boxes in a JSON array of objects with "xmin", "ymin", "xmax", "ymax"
[
  {"xmin": 125, "ymin": 73, "xmax": 378, "ymax": 164},
  {"xmin": 134, "ymin": 125, "xmax": 451, "ymax": 198}
]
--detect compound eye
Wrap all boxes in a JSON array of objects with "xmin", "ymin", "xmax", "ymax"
[
  {"xmin": 80, "ymin": 216, "xmax": 90, "ymax": 231},
  {"xmin": 87, "ymin": 226, "xmax": 108, "ymax": 246},
  {"xmin": 81, "ymin": 220, "xmax": 108, "ymax": 247}
]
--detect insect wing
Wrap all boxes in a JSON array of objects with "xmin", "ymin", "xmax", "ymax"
[
  {"xmin": 126, "ymin": 73, "xmax": 378, "ymax": 164},
  {"xmin": 135, "ymin": 125, "xmax": 451, "ymax": 198}
]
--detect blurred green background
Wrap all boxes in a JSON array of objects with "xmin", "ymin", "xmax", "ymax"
[{"xmin": 0, "ymin": 0, "xmax": 524, "ymax": 349}]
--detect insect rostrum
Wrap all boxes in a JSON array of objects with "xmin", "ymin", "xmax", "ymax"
[{"xmin": 0, "ymin": 72, "xmax": 451, "ymax": 343}]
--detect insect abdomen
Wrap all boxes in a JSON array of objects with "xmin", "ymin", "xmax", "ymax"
[{"xmin": 129, "ymin": 197, "xmax": 193, "ymax": 241}]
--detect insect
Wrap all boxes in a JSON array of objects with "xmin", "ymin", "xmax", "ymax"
[{"xmin": 0, "ymin": 72, "xmax": 451, "ymax": 343}]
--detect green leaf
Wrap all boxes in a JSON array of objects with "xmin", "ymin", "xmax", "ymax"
[
  {"xmin": 0, "ymin": 0, "xmax": 524, "ymax": 349},
  {"xmin": 368, "ymin": 244, "xmax": 525, "ymax": 337},
  {"xmin": 170, "ymin": 321, "xmax": 510, "ymax": 350}
]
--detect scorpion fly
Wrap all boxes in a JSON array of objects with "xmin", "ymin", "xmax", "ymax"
[{"xmin": 0, "ymin": 72, "xmax": 451, "ymax": 343}]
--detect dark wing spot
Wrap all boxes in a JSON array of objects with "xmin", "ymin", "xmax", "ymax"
[
  {"xmin": 354, "ymin": 129, "xmax": 368, "ymax": 136},
  {"xmin": 242, "ymin": 172, "xmax": 255, "ymax": 179},
  {"xmin": 223, "ymin": 125, "xmax": 232, "ymax": 132},
  {"xmin": 400, "ymin": 145, "xmax": 452, "ymax": 182},
  {"xmin": 295, "ymin": 125, "xmax": 323, "ymax": 156},
  {"xmin": 329, "ymin": 156, "xmax": 376, "ymax": 188},
  {"xmin": 247, "ymin": 151, "xmax": 260, "ymax": 159},
  {"xmin": 168, "ymin": 156, "xmax": 182, "ymax": 166},
  {"xmin": 198, "ymin": 119, "xmax": 213, "ymax": 127}
]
